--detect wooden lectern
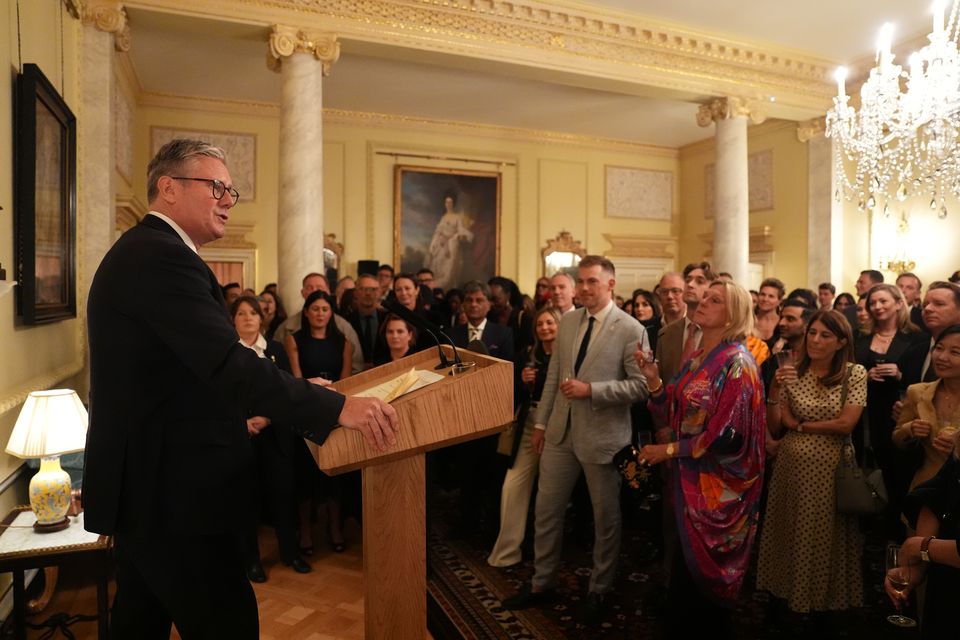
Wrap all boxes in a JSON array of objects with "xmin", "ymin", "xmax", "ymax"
[{"xmin": 314, "ymin": 346, "xmax": 513, "ymax": 639}]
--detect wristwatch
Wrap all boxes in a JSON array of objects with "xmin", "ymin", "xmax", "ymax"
[
  {"xmin": 666, "ymin": 442, "xmax": 675, "ymax": 457},
  {"xmin": 921, "ymin": 536, "xmax": 936, "ymax": 562}
]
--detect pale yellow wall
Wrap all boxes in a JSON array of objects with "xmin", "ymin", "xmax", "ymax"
[
  {"xmin": 678, "ymin": 120, "xmax": 809, "ymax": 291},
  {"xmin": 0, "ymin": 2, "xmax": 83, "ymax": 484}
]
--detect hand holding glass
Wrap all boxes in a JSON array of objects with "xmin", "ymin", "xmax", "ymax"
[{"xmin": 885, "ymin": 543, "xmax": 917, "ymax": 628}]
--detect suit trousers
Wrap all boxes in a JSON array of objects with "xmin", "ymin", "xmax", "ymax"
[
  {"xmin": 532, "ymin": 430, "xmax": 622, "ymax": 594},
  {"xmin": 488, "ymin": 413, "xmax": 541, "ymax": 567},
  {"xmin": 111, "ymin": 532, "xmax": 259, "ymax": 640}
]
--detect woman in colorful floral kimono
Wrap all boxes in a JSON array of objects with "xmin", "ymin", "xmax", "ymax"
[{"xmin": 635, "ymin": 280, "xmax": 766, "ymax": 639}]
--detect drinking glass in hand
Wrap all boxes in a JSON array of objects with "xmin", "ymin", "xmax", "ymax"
[
  {"xmin": 775, "ymin": 350, "xmax": 798, "ymax": 385},
  {"xmin": 885, "ymin": 543, "xmax": 917, "ymax": 628}
]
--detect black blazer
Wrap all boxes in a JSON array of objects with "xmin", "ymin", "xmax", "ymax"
[{"xmin": 84, "ymin": 216, "xmax": 346, "ymax": 536}]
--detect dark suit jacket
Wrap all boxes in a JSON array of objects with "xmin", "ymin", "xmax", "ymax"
[
  {"xmin": 344, "ymin": 308, "xmax": 385, "ymax": 364},
  {"xmin": 84, "ymin": 215, "xmax": 346, "ymax": 536},
  {"xmin": 450, "ymin": 321, "xmax": 514, "ymax": 362}
]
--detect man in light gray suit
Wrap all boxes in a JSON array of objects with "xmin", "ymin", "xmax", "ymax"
[{"xmin": 502, "ymin": 255, "xmax": 649, "ymax": 624}]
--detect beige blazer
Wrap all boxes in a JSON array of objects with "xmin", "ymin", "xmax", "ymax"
[
  {"xmin": 894, "ymin": 380, "xmax": 954, "ymax": 489},
  {"xmin": 656, "ymin": 316, "xmax": 686, "ymax": 386}
]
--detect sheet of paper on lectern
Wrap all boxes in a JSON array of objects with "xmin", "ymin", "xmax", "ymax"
[{"xmin": 354, "ymin": 368, "xmax": 445, "ymax": 403}]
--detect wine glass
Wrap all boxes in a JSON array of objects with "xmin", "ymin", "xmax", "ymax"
[{"xmin": 885, "ymin": 543, "xmax": 917, "ymax": 627}]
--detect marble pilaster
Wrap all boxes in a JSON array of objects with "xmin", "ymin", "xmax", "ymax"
[
  {"xmin": 79, "ymin": 2, "xmax": 125, "ymax": 319},
  {"xmin": 268, "ymin": 26, "xmax": 340, "ymax": 301},
  {"xmin": 799, "ymin": 118, "xmax": 842, "ymax": 288},
  {"xmin": 697, "ymin": 97, "xmax": 765, "ymax": 285}
]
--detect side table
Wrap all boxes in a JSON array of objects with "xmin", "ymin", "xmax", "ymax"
[{"xmin": 0, "ymin": 506, "xmax": 111, "ymax": 640}]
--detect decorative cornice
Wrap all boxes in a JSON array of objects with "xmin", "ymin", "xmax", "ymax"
[
  {"xmin": 602, "ymin": 234, "xmax": 674, "ymax": 259},
  {"xmin": 128, "ymin": 0, "xmax": 836, "ymax": 118},
  {"xmin": 796, "ymin": 116, "xmax": 826, "ymax": 142},
  {"xmin": 267, "ymin": 25, "xmax": 340, "ymax": 75},
  {"xmin": 696, "ymin": 96, "xmax": 767, "ymax": 127},
  {"xmin": 82, "ymin": 0, "xmax": 130, "ymax": 51},
  {"xmin": 679, "ymin": 118, "xmax": 794, "ymax": 157}
]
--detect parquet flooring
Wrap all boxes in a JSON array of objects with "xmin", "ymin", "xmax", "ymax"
[{"xmin": 11, "ymin": 520, "xmax": 418, "ymax": 640}]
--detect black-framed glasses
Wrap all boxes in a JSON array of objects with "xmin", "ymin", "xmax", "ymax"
[{"xmin": 170, "ymin": 177, "xmax": 240, "ymax": 206}]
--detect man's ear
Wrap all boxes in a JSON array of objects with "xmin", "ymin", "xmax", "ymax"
[{"xmin": 156, "ymin": 175, "xmax": 178, "ymax": 204}]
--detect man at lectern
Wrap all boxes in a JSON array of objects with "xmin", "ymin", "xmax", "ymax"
[
  {"xmin": 84, "ymin": 139, "xmax": 398, "ymax": 639},
  {"xmin": 502, "ymin": 255, "xmax": 649, "ymax": 625}
]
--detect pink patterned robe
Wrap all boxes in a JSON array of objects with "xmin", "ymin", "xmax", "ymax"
[{"xmin": 650, "ymin": 341, "xmax": 766, "ymax": 603}]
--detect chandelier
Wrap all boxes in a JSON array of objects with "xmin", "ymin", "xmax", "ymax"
[{"xmin": 826, "ymin": 1, "xmax": 960, "ymax": 218}]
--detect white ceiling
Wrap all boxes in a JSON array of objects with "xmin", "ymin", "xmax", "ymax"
[{"xmin": 125, "ymin": 1, "xmax": 938, "ymax": 148}]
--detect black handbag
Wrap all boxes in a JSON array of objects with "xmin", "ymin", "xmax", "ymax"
[
  {"xmin": 613, "ymin": 430, "xmax": 654, "ymax": 491},
  {"xmin": 833, "ymin": 365, "xmax": 888, "ymax": 515}
]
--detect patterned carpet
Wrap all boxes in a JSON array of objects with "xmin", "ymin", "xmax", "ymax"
[{"xmin": 426, "ymin": 493, "xmax": 921, "ymax": 640}]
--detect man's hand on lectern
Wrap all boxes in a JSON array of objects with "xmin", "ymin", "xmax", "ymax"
[{"xmin": 338, "ymin": 396, "xmax": 400, "ymax": 451}]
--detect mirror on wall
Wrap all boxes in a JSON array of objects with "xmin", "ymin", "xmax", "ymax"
[{"xmin": 542, "ymin": 231, "xmax": 586, "ymax": 276}]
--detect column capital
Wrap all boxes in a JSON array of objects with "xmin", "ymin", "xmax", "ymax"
[
  {"xmin": 267, "ymin": 25, "xmax": 340, "ymax": 76},
  {"xmin": 81, "ymin": 0, "xmax": 130, "ymax": 51},
  {"xmin": 696, "ymin": 97, "xmax": 767, "ymax": 127},
  {"xmin": 796, "ymin": 116, "xmax": 826, "ymax": 142}
]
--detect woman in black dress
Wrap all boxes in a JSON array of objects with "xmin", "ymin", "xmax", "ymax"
[
  {"xmin": 285, "ymin": 290, "xmax": 355, "ymax": 552},
  {"xmin": 231, "ymin": 296, "xmax": 311, "ymax": 580}
]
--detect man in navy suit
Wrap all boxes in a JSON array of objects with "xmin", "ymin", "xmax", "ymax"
[
  {"xmin": 446, "ymin": 281, "xmax": 514, "ymax": 534},
  {"xmin": 84, "ymin": 139, "xmax": 398, "ymax": 639}
]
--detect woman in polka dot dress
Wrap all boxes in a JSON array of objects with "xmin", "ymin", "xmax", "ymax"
[{"xmin": 757, "ymin": 309, "xmax": 867, "ymax": 613}]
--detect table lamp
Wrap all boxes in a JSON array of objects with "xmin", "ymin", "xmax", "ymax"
[{"xmin": 6, "ymin": 390, "xmax": 87, "ymax": 532}]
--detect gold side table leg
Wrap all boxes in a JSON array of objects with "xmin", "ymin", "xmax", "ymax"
[{"xmin": 26, "ymin": 566, "xmax": 58, "ymax": 614}]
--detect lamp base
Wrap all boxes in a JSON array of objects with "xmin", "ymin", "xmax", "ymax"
[
  {"xmin": 29, "ymin": 456, "xmax": 73, "ymax": 532},
  {"xmin": 33, "ymin": 517, "xmax": 69, "ymax": 533}
]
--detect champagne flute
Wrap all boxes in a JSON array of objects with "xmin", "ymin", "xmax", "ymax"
[
  {"xmin": 885, "ymin": 543, "xmax": 917, "ymax": 627},
  {"xmin": 775, "ymin": 349, "xmax": 798, "ymax": 385}
]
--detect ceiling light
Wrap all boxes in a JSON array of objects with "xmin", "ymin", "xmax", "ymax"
[{"xmin": 826, "ymin": 1, "xmax": 960, "ymax": 217}]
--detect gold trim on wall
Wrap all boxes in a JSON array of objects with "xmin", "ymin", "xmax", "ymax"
[{"xmin": 601, "ymin": 234, "xmax": 675, "ymax": 259}]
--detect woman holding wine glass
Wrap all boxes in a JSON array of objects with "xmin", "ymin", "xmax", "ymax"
[
  {"xmin": 635, "ymin": 281, "xmax": 766, "ymax": 638},
  {"xmin": 488, "ymin": 307, "xmax": 560, "ymax": 568},
  {"xmin": 756, "ymin": 310, "xmax": 867, "ymax": 616},
  {"xmin": 885, "ymin": 433, "xmax": 960, "ymax": 637}
]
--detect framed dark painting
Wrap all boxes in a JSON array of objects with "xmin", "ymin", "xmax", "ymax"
[
  {"xmin": 15, "ymin": 63, "xmax": 77, "ymax": 324},
  {"xmin": 394, "ymin": 166, "xmax": 501, "ymax": 291}
]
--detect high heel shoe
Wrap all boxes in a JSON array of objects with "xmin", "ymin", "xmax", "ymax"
[{"xmin": 328, "ymin": 528, "xmax": 346, "ymax": 553}]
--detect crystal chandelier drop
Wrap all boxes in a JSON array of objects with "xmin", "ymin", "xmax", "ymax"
[{"xmin": 826, "ymin": 1, "xmax": 960, "ymax": 218}]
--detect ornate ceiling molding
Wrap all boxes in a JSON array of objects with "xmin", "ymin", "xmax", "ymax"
[
  {"xmin": 127, "ymin": 0, "xmax": 836, "ymax": 118},
  {"xmin": 267, "ymin": 25, "xmax": 341, "ymax": 75},
  {"xmin": 696, "ymin": 96, "xmax": 767, "ymax": 127}
]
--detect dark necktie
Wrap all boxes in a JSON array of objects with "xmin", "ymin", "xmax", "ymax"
[{"xmin": 574, "ymin": 316, "xmax": 595, "ymax": 376}]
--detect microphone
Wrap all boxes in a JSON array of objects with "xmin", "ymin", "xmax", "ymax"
[{"xmin": 385, "ymin": 302, "xmax": 462, "ymax": 369}]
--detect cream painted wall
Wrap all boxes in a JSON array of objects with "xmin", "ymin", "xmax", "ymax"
[
  {"xmin": 0, "ymin": 2, "xmax": 83, "ymax": 484},
  {"xmin": 678, "ymin": 120, "xmax": 809, "ymax": 291}
]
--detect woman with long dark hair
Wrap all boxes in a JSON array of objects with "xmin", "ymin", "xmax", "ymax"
[
  {"xmin": 758, "ymin": 310, "xmax": 866, "ymax": 615},
  {"xmin": 285, "ymin": 291, "xmax": 355, "ymax": 552}
]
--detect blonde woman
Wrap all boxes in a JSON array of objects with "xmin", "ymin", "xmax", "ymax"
[{"xmin": 636, "ymin": 281, "xmax": 766, "ymax": 637}]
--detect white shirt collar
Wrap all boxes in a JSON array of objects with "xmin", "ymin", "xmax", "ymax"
[
  {"xmin": 147, "ymin": 211, "xmax": 198, "ymax": 254},
  {"xmin": 586, "ymin": 299, "xmax": 615, "ymax": 325},
  {"xmin": 239, "ymin": 334, "xmax": 268, "ymax": 359},
  {"xmin": 468, "ymin": 318, "xmax": 487, "ymax": 335}
]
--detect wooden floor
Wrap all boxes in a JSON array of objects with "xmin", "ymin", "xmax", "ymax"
[{"xmin": 14, "ymin": 520, "xmax": 389, "ymax": 640}]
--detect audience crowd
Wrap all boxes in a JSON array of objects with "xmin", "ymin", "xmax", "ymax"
[{"xmin": 226, "ymin": 260, "xmax": 960, "ymax": 639}]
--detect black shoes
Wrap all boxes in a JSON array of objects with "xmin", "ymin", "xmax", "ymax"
[
  {"xmin": 283, "ymin": 557, "xmax": 312, "ymax": 574},
  {"xmin": 575, "ymin": 591, "xmax": 605, "ymax": 626},
  {"xmin": 501, "ymin": 587, "xmax": 557, "ymax": 610},
  {"xmin": 246, "ymin": 561, "xmax": 267, "ymax": 583}
]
